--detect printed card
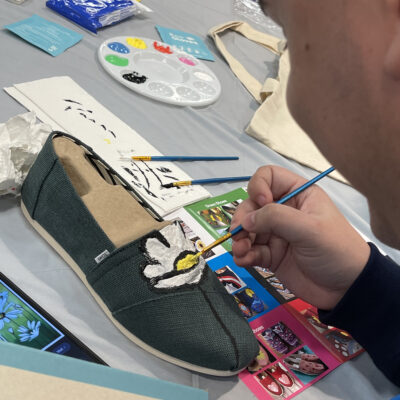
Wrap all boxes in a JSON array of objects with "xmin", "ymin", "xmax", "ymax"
[
  {"xmin": 241, "ymin": 307, "xmax": 341, "ymax": 400},
  {"xmin": 156, "ymin": 26, "xmax": 215, "ymax": 61},
  {"xmin": 4, "ymin": 15, "xmax": 82, "ymax": 56},
  {"xmin": 184, "ymin": 187, "xmax": 248, "ymax": 252}
]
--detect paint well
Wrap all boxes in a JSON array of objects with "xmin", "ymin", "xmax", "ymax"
[
  {"xmin": 107, "ymin": 42, "xmax": 130, "ymax": 54},
  {"xmin": 126, "ymin": 37, "xmax": 147, "ymax": 49},
  {"xmin": 105, "ymin": 54, "xmax": 129, "ymax": 67},
  {"xmin": 148, "ymin": 82, "xmax": 174, "ymax": 97},
  {"xmin": 193, "ymin": 81, "xmax": 216, "ymax": 95},
  {"xmin": 122, "ymin": 71, "xmax": 147, "ymax": 84},
  {"xmin": 176, "ymin": 86, "xmax": 200, "ymax": 101},
  {"xmin": 153, "ymin": 41, "xmax": 173, "ymax": 54},
  {"xmin": 193, "ymin": 71, "xmax": 213, "ymax": 82},
  {"xmin": 179, "ymin": 57, "xmax": 196, "ymax": 66}
]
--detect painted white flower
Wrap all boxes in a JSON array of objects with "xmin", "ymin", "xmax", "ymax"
[{"xmin": 143, "ymin": 221, "xmax": 206, "ymax": 290}]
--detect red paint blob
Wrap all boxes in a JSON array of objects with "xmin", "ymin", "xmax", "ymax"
[{"xmin": 153, "ymin": 42, "xmax": 173, "ymax": 54}]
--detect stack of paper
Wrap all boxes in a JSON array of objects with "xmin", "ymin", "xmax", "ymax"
[{"xmin": 5, "ymin": 76, "xmax": 210, "ymax": 216}]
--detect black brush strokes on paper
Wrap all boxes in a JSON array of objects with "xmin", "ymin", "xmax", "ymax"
[
  {"xmin": 62, "ymin": 100, "xmax": 192, "ymax": 202},
  {"xmin": 63, "ymin": 99, "xmax": 117, "ymax": 140}
]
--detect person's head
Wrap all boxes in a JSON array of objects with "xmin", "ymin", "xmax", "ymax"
[{"xmin": 259, "ymin": 0, "xmax": 400, "ymax": 248}]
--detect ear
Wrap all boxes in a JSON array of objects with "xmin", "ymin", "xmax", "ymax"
[{"xmin": 384, "ymin": 1, "xmax": 400, "ymax": 80}]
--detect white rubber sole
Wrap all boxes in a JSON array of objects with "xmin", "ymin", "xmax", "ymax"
[{"xmin": 21, "ymin": 201, "xmax": 241, "ymax": 377}]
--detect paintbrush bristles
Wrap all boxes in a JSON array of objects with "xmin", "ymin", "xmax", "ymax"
[{"xmin": 199, "ymin": 232, "xmax": 233, "ymax": 255}]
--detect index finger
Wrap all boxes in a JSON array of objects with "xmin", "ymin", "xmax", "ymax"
[{"xmin": 230, "ymin": 198, "xmax": 258, "ymax": 241}]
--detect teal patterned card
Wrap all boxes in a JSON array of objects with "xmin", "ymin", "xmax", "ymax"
[
  {"xmin": 5, "ymin": 14, "xmax": 82, "ymax": 56},
  {"xmin": 156, "ymin": 25, "xmax": 215, "ymax": 61}
]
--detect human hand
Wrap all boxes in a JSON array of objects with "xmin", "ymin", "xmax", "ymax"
[{"xmin": 231, "ymin": 166, "xmax": 370, "ymax": 310}]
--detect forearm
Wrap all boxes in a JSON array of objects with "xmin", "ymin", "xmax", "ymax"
[{"xmin": 319, "ymin": 243, "xmax": 400, "ymax": 385}]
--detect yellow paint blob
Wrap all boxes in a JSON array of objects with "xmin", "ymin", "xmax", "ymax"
[
  {"xmin": 176, "ymin": 253, "xmax": 199, "ymax": 271},
  {"xmin": 103, "ymin": 138, "xmax": 111, "ymax": 144},
  {"xmin": 126, "ymin": 37, "xmax": 147, "ymax": 49}
]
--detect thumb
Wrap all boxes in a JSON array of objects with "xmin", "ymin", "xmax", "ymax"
[{"xmin": 241, "ymin": 203, "xmax": 317, "ymax": 244}]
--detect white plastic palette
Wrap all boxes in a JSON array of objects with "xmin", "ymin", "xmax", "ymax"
[{"xmin": 98, "ymin": 36, "xmax": 221, "ymax": 106}]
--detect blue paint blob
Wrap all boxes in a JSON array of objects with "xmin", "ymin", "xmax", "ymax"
[{"xmin": 108, "ymin": 42, "xmax": 130, "ymax": 54}]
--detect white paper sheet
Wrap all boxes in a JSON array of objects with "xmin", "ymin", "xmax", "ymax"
[{"xmin": 5, "ymin": 76, "xmax": 210, "ymax": 216}]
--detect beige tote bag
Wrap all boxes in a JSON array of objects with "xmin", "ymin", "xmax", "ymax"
[{"xmin": 209, "ymin": 21, "xmax": 346, "ymax": 183}]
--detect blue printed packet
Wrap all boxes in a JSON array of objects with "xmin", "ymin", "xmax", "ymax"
[
  {"xmin": 46, "ymin": 0, "xmax": 140, "ymax": 34},
  {"xmin": 4, "ymin": 14, "xmax": 83, "ymax": 56}
]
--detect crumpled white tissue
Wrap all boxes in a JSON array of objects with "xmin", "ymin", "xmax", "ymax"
[{"xmin": 0, "ymin": 112, "xmax": 52, "ymax": 196}]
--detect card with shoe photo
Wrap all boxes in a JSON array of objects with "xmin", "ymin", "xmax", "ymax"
[
  {"xmin": 284, "ymin": 299, "xmax": 363, "ymax": 362},
  {"xmin": 207, "ymin": 253, "xmax": 280, "ymax": 322},
  {"xmin": 246, "ymin": 266, "xmax": 297, "ymax": 304},
  {"xmin": 239, "ymin": 306, "xmax": 341, "ymax": 399},
  {"xmin": 256, "ymin": 362, "xmax": 302, "ymax": 399},
  {"xmin": 185, "ymin": 188, "xmax": 249, "ymax": 253},
  {"xmin": 283, "ymin": 346, "xmax": 328, "ymax": 386}
]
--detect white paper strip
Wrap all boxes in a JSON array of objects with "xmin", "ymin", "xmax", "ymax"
[{"xmin": 5, "ymin": 76, "xmax": 210, "ymax": 216}]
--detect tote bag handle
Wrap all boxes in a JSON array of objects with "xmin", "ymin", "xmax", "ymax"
[{"xmin": 208, "ymin": 21, "xmax": 285, "ymax": 104}]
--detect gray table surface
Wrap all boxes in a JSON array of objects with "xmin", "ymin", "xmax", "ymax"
[{"xmin": 0, "ymin": 1, "xmax": 399, "ymax": 399}]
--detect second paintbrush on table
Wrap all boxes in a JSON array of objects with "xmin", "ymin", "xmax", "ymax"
[{"xmin": 162, "ymin": 176, "xmax": 252, "ymax": 188}]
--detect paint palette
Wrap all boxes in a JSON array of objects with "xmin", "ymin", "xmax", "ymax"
[{"xmin": 98, "ymin": 36, "xmax": 221, "ymax": 106}]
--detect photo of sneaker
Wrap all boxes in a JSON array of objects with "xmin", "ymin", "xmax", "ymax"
[
  {"xmin": 284, "ymin": 348, "xmax": 328, "ymax": 377},
  {"xmin": 215, "ymin": 266, "xmax": 246, "ymax": 294},
  {"xmin": 233, "ymin": 295, "xmax": 252, "ymax": 319},
  {"xmin": 272, "ymin": 322, "xmax": 299, "ymax": 347},
  {"xmin": 261, "ymin": 328, "xmax": 288, "ymax": 354},
  {"xmin": 267, "ymin": 364, "xmax": 294, "ymax": 388},
  {"xmin": 236, "ymin": 288, "xmax": 265, "ymax": 314},
  {"xmin": 257, "ymin": 371, "xmax": 283, "ymax": 396}
]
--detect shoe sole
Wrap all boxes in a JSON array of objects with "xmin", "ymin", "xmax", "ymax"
[{"xmin": 21, "ymin": 201, "xmax": 242, "ymax": 376}]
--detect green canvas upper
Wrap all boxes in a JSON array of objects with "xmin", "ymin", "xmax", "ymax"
[{"xmin": 21, "ymin": 132, "xmax": 259, "ymax": 373}]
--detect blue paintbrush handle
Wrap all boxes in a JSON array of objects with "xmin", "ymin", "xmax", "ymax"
[
  {"xmin": 150, "ymin": 156, "xmax": 239, "ymax": 161},
  {"xmin": 230, "ymin": 166, "xmax": 335, "ymax": 237},
  {"xmin": 192, "ymin": 176, "xmax": 252, "ymax": 185}
]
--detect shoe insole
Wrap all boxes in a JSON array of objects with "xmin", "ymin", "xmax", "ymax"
[{"xmin": 53, "ymin": 137, "xmax": 169, "ymax": 248}]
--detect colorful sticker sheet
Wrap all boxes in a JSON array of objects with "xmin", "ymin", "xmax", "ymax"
[{"xmin": 167, "ymin": 187, "xmax": 364, "ymax": 400}]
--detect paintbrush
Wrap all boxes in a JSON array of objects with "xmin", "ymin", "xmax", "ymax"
[
  {"xmin": 176, "ymin": 166, "xmax": 335, "ymax": 270},
  {"xmin": 119, "ymin": 155, "xmax": 239, "ymax": 161},
  {"xmin": 162, "ymin": 176, "xmax": 252, "ymax": 188}
]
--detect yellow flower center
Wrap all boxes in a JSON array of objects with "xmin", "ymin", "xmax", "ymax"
[{"xmin": 176, "ymin": 254, "xmax": 199, "ymax": 271}]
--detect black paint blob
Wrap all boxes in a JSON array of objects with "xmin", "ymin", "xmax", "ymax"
[{"xmin": 122, "ymin": 71, "xmax": 148, "ymax": 84}]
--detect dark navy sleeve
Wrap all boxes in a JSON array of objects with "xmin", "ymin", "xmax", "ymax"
[{"xmin": 319, "ymin": 243, "xmax": 400, "ymax": 386}]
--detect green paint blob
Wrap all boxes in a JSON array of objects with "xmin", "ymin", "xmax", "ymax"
[{"xmin": 105, "ymin": 54, "xmax": 129, "ymax": 67}]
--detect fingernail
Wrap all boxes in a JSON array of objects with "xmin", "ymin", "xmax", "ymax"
[
  {"xmin": 257, "ymin": 195, "xmax": 267, "ymax": 207},
  {"xmin": 245, "ymin": 212, "xmax": 256, "ymax": 229}
]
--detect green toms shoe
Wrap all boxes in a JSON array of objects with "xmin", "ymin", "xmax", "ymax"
[{"xmin": 21, "ymin": 132, "xmax": 259, "ymax": 376}]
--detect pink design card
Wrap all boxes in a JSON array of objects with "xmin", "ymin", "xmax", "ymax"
[{"xmin": 239, "ymin": 306, "xmax": 341, "ymax": 400}]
